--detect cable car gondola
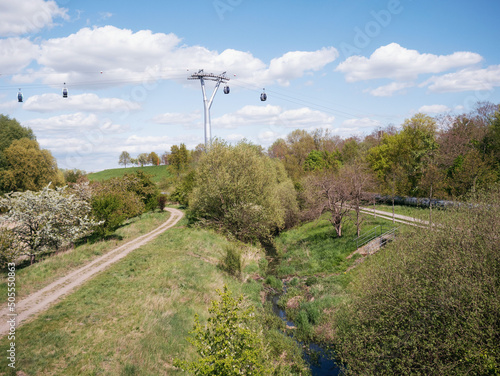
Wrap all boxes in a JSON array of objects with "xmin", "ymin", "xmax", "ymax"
[
  {"xmin": 223, "ymin": 85, "xmax": 230, "ymax": 94},
  {"xmin": 17, "ymin": 89, "xmax": 23, "ymax": 103},
  {"xmin": 62, "ymin": 83, "xmax": 68, "ymax": 98},
  {"xmin": 260, "ymin": 88, "xmax": 267, "ymax": 102}
]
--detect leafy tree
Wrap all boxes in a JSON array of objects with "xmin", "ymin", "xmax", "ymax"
[
  {"xmin": 0, "ymin": 114, "xmax": 35, "ymax": 169},
  {"xmin": 136, "ymin": 153, "xmax": 149, "ymax": 167},
  {"xmin": 168, "ymin": 143, "xmax": 190, "ymax": 175},
  {"xmin": 149, "ymin": 151, "xmax": 160, "ymax": 166},
  {"xmin": 189, "ymin": 140, "xmax": 297, "ymax": 242},
  {"xmin": 118, "ymin": 151, "xmax": 131, "ymax": 168},
  {"xmin": 332, "ymin": 186, "xmax": 500, "ymax": 375},
  {"xmin": 304, "ymin": 150, "xmax": 342, "ymax": 172},
  {"xmin": 1, "ymin": 138, "xmax": 64, "ymax": 193},
  {"xmin": 0, "ymin": 185, "xmax": 101, "ymax": 264},
  {"xmin": 174, "ymin": 285, "xmax": 274, "ymax": 375}
]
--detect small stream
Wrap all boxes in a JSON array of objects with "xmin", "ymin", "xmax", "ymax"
[{"xmin": 268, "ymin": 290, "xmax": 342, "ymax": 376}]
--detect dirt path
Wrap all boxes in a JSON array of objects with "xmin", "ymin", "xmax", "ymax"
[
  {"xmin": 359, "ymin": 206, "xmax": 430, "ymax": 228},
  {"xmin": 0, "ymin": 208, "xmax": 183, "ymax": 337}
]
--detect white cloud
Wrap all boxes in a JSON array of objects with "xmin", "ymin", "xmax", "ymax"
[
  {"xmin": 152, "ymin": 111, "xmax": 201, "ymax": 126},
  {"xmin": 0, "ymin": 38, "xmax": 39, "ymax": 73},
  {"xmin": 365, "ymin": 81, "xmax": 414, "ymax": 97},
  {"xmin": 11, "ymin": 26, "xmax": 336, "ymax": 87},
  {"xmin": 212, "ymin": 105, "xmax": 335, "ymax": 129},
  {"xmin": 226, "ymin": 134, "xmax": 245, "ymax": 142},
  {"xmin": 22, "ymin": 93, "xmax": 141, "ymax": 112},
  {"xmin": 24, "ymin": 112, "xmax": 129, "ymax": 134},
  {"xmin": 422, "ymin": 65, "xmax": 500, "ymax": 92},
  {"xmin": 0, "ymin": 0, "xmax": 68, "ymax": 36},
  {"xmin": 263, "ymin": 47, "xmax": 339, "ymax": 86},
  {"xmin": 336, "ymin": 43, "xmax": 482, "ymax": 82},
  {"xmin": 342, "ymin": 117, "xmax": 381, "ymax": 128},
  {"xmin": 418, "ymin": 104, "xmax": 451, "ymax": 114}
]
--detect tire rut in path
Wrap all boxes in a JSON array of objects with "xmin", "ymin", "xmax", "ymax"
[{"xmin": 0, "ymin": 208, "xmax": 184, "ymax": 337}]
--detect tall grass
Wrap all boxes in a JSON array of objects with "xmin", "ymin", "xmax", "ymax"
[{"xmin": 0, "ymin": 211, "xmax": 170, "ymax": 301}]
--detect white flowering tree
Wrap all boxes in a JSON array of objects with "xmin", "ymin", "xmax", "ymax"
[{"xmin": 0, "ymin": 184, "xmax": 101, "ymax": 264}]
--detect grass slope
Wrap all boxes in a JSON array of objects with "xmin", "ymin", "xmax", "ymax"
[
  {"xmin": 0, "ymin": 211, "xmax": 171, "ymax": 302},
  {"xmin": 88, "ymin": 165, "xmax": 173, "ymax": 183},
  {"xmin": 272, "ymin": 212, "xmax": 411, "ymax": 343},
  {"xmin": 0, "ymin": 212, "xmax": 308, "ymax": 375}
]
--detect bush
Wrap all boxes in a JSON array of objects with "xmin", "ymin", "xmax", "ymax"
[
  {"xmin": 157, "ymin": 194, "xmax": 168, "ymax": 212},
  {"xmin": 174, "ymin": 285, "xmax": 274, "ymax": 375},
  {"xmin": 189, "ymin": 140, "xmax": 298, "ymax": 243},
  {"xmin": 332, "ymin": 187, "xmax": 500, "ymax": 375},
  {"xmin": 91, "ymin": 181, "xmax": 144, "ymax": 236},
  {"xmin": 265, "ymin": 275, "xmax": 283, "ymax": 291},
  {"xmin": 220, "ymin": 244, "xmax": 242, "ymax": 277}
]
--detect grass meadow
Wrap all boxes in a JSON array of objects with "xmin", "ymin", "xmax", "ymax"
[{"xmin": 88, "ymin": 165, "xmax": 174, "ymax": 183}]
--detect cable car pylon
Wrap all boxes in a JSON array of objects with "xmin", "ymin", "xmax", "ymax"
[{"xmin": 188, "ymin": 70, "xmax": 229, "ymax": 149}]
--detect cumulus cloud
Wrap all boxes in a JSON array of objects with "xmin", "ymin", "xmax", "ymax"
[
  {"xmin": 0, "ymin": 0, "xmax": 68, "ymax": 36},
  {"xmin": 11, "ymin": 26, "xmax": 336, "ymax": 87},
  {"xmin": 263, "ymin": 47, "xmax": 339, "ymax": 85},
  {"xmin": 422, "ymin": 65, "xmax": 500, "ymax": 92},
  {"xmin": 418, "ymin": 104, "xmax": 451, "ymax": 114},
  {"xmin": 0, "ymin": 38, "xmax": 39, "ymax": 73},
  {"xmin": 336, "ymin": 43, "xmax": 482, "ymax": 82},
  {"xmin": 23, "ymin": 93, "xmax": 141, "ymax": 112},
  {"xmin": 24, "ymin": 112, "xmax": 129, "ymax": 134},
  {"xmin": 212, "ymin": 105, "xmax": 335, "ymax": 129},
  {"xmin": 365, "ymin": 81, "xmax": 414, "ymax": 97},
  {"xmin": 152, "ymin": 112, "xmax": 201, "ymax": 126},
  {"xmin": 342, "ymin": 117, "xmax": 381, "ymax": 128}
]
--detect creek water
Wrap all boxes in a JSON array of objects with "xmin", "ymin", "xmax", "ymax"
[{"xmin": 269, "ymin": 291, "xmax": 342, "ymax": 375}]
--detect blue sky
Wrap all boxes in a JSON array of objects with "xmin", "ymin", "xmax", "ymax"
[{"xmin": 1, "ymin": 0, "xmax": 500, "ymax": 171}]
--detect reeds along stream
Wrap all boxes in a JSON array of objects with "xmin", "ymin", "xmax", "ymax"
[{"xmin": 268, "ymin": 283, "xmax": 342, "ymax": 376}]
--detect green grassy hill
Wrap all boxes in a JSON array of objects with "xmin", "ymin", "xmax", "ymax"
[{"xmin": 88, "ymin": 165, "xmax": 173, "ymax": 183}]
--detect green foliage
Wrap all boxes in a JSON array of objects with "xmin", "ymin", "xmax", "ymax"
[
  {"xmin": 1, "ymin": 138, "xmax": 64, "ymax": 193},
  {"xmin": 168, "ymin": 143, "xmax": 190, "ymax": 175},
  {"xmin": 0, "ymin": 114, "xmax": 35, "ymax": 170},
  {"xmin": 174, "ymin": 285, "xmax": 274, "ymax": 375},
  {"xmin": 123, "ymin": 170, "xmax": 159, "ymax": 212},
  {"xmin": 332, "ymin": 186, "xmax": 500, "ymax": 375},
  {"xmin": 170, "ymin": 170, "xmax": 196, "ymax": 206},
  {"xmin": 90, "ymin": 179, "xmax": 145, "ymax": 236},
  {"xmin": 304, "ymin": 150, "xmax": 341, "ymax": 172},
  {"xmin": 189, "ymin": 140, "xmax": 297, "ymax": 242},
  {"xmin": 220, "ymin": 244, "xmax": 242, "ymax": 278},
  {"xmin": 0, "ymin": 185, "xmax": 101, "ymax": 263},
  {"xmin": 265, "ymin": 275, "xmax": 283, "ymax": 290},
  {"xmin": 62, "ymin": 168, "xmax": 87, "ymax": 184}
]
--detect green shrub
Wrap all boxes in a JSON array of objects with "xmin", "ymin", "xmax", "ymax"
[
  {"xmin": 333, "ymin": 187, "xmax": 500, "ymax": 375},
  {"xmin": 258, "ymin": 257, "xmax": 268, "ymax": 275},
  {"xmin": 265, "ymin": 275, "xmax": 283, "ymax": 291},
  {"xmin": 174, "ymin": 285, "xmax": 274, "ymax": 375},
  {"xmin": 220, "ymin": 244, "xmax": 242, "ymax": 277},
  {"xmin": 91, "ymin": 184, "xmax": 144, "ymax": 236}
]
